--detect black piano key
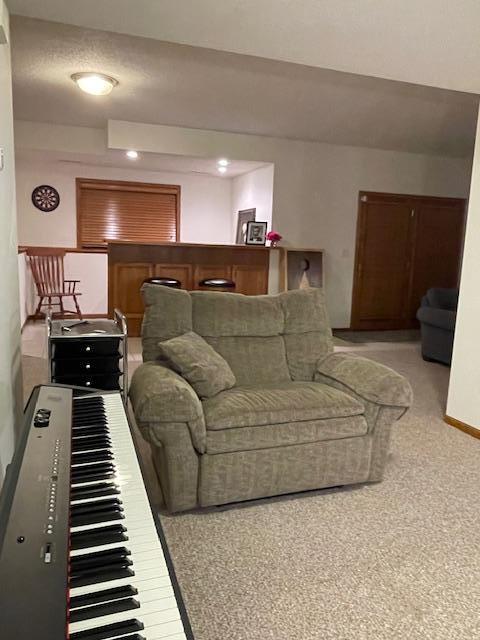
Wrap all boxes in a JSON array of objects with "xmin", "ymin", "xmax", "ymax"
[
  {"xmin": 69, "ymin": 620, "xmax": 144, "ymax": 640},
  {"xmin": 70, "ymin": 557, "xmax": 133, "ymax": 583},
  {"xmin": 72, "ymin": 413, "xmax": 107, "ymax": 421},
  {"xmin": 71, "ymin": 498, "xmax": 122, "ymax": 515},
  {"xmin": 71, "ymin": 471, "xmax": 116, "ymax": 484},
  {"xmin": 72, "ymin": 450, "xmax": 114, "ymax": 464},
  {"xmin": 70, "ymin": 547, "xmax": 131, "ymax": 570},
  {"xmin": 71, "ymin": 484, "xmax": 120, "ymax": 501},
  {"xmin": 69, "ymin": 585, "xmax": 138, "ymax": 609},
  {"xmin": 71, "ymin": 557, "xmax": 133, "ymax": 578},
  {"xmin": 71, "ymin": 508, "xmax": 124, "ymax": 527},
  {"xmin": 69, "ymin": 597, "xmax": 140, "ymax": 623},
  {"xmin": 72, "ymin": 421, "xmax": 108, "ymax": 431},
  {"xmin": 71, "ymin": 463, "xmax": 115, "ymax": 479},
  {"xmin": 72, "ymin": 437, "xmax": 111, "ymax": 451},
  {"xmin": 70, "ymin": 566, "xmax": 134, "ymax": 588},
  {"xmin": 70, "ymin": 524, "xmax": 128, "ymax": 550}
]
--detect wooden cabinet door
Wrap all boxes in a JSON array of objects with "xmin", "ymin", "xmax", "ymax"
[
  {"xmin": 407, "ymin": 200, "xmax": 465, "ymax": 322},
  {"xmin": 351, "ymin": 195, "xmax": 414, "ymax": 330},
  {"xmin": 154, "ymin": 263, "xmax": 193, "ymax": 290},
  {"xmin": 232, "ymin": 265, "xmax": 268, "ymax": 295},
  {"xmin": 193, "ymin": 265, "xmax": 233, "ymax": 290},
  {"xmin": 111, "ymin": 263, "xmax": 153, "ymax": 336}
]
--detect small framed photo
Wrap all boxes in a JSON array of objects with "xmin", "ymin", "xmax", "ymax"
[{"xmin": 245, "ymin": 221, "xmax": 267, "ymax": 245}]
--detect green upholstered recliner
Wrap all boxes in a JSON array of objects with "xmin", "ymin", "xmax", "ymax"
[{"xmin": 129, "ymin": 285, "xmax": 412, "ymax": 512}]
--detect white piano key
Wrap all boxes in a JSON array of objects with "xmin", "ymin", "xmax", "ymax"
[
  {"xmin": 70, "ymin": 575, "xmax": 173, "ymax": 599},
  {"xmin": 69, "ymin": 601, "xmax": 181, "ymax": 634},
  {"xmin": 68, "ymin": 393, "xmax": 189, "ymax": 639}
]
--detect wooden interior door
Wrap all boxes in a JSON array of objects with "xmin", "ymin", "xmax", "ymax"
[
  {"xmin": 407, "ymin": 200, "xmax": 465, "ymax": 321},
  {"xmin": 351, "ymin": 194, "xmax": 414, "ymax": 330},
  {"xmin": 351, "ymin": 192, "xmax": 465, "ymax": 330}
]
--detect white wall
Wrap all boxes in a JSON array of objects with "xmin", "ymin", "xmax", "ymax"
[
  {"xmin": 109, "ymin": 121, "xmax": 473, "ymax": 327},
  {"xmin": 15, "ymin": 158, "xmax": 233, "ymax": 247},
  {"xmin": 232, "ymin": 165, "xmax": 274, "ymax": 240},
  {"xmin": 447, "ymin": 108, "xmax": 480, "ymax": 431},
  {"xmin": 0, "ymin": 2, "xmax": 21, "ymax": 482}
]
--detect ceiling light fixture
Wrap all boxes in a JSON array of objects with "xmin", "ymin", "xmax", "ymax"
[
  {"xmin": 217, "ymin": 158, "xmax": 230, "ymax": 167},
  {"xmin": 218, "ymin": 166, "xmax": 228, "ymax": 174},
  {"xmin": 71, "ymin": 72, "xmax": 118, "ymax": 96},
  {"xmin": 126, "ymin": 150, "xmax": 139, "ymax": 160}
]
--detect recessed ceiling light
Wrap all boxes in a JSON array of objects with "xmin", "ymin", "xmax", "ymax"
[
  {"xmin": 218, "ymin": 166, "xmax": 227, "ymax": 174},
  {"xmin": 71, "ymin": 72, "xmax": 118, "ymax": 96},
  {"xmin": 217, "ymin": 158, "xmax": 230, "ymax": 167},
  {"xmin": 126, "ymin": 150, "xmax": 139, "ymax": 159}
]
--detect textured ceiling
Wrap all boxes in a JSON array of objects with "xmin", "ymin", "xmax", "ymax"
[
  {"xmin": 7, "ymin": 0, "xmax": 480, "ymax": 93},
  {"xmin": 10, "ymin": 16, "xmax": 479, "ymax": 158}
]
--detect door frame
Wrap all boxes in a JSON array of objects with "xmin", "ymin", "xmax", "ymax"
[{"xmin": 350, "ymin": 191, "xmax": 466, "ymax": 330}]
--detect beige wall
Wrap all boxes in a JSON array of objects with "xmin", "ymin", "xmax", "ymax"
[
  {"xmin": 232, "ymin": 165, "xmax": 274, "ymax": 240},
  {"xmin": 109, "ymin": 121, "xmax": 472, "ymax": 327},
  {"xmin": 447, "ymin": 107, "xmax": 480, "ymax": 431},
  {"xmin": 0, "ymin": 3, "xmax": 21, "ymax": 482},
  {"xmin": 16, "ymin": 158, "xmax": 233, "ymax": 248}
]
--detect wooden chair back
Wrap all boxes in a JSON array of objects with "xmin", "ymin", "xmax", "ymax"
[{"xmin": 27, "ymin": 249, "xmax": 66, "ymax": 296}]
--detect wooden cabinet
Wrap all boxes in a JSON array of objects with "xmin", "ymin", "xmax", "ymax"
[
  {"xmin": 111, "ymin": 263, "xmax": 153, "ymax": 336},
  {"xmin": 351, "ymin": 192, "xmax": 466, "ymax": 330},
  {"xmin": 232, "ymin": 264, "xmax": 269, "ymax": 295},
  {"xmin": 154, "ymin": 263, "xmax": 193, "ymax": 289},
  {"xmin": 108, "ymin": 242, "xmax": 270, "ymax": 336}
]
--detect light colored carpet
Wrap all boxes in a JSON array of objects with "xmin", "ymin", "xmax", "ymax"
[
  {"xmin": 20, "ymin": 346, "xmax": 480, "ymax": 639},
  {"xmin": 158, "ymin": 346, "xmax": 480, "ymax": 640}
]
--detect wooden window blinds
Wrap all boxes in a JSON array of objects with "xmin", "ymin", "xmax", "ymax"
[{"xmin": 76, "ymin": 178, "xmax": 180, "ymax": 248}]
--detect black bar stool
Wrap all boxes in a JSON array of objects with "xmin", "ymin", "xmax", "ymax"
[
  {"xmin": 143, "ymin": 277, "xmax": 181, "ymax": 288},
  {"xmin": 198, "ymin": 278, "xmax": 235, "ymax": 292}
]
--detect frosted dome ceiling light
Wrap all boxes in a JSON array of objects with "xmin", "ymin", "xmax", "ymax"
[
  {"xmin": 218, "ymin": 166, "xmax": 227, "ymax": 174},
  {"xmin": 217, "ymin": 158, "xmax": 230, "ymax": 167},
  {"xmin": 126, "ymin": 150, "xmax": 138, "ymax": 159},
  {"xmin": 71, "ymin": 72, "xmax": 118, "ymax": 96}
]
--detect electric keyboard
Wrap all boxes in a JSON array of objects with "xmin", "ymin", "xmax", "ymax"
[{"xmin": 0, "ymin": 384, "xmax": 194, "ymax": 640}]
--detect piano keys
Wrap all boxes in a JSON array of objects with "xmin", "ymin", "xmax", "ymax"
[{"xmin": 0, "ymin": 385, "xmax": 194, "ymax": 640}]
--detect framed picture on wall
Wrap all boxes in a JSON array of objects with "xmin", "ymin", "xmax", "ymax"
[
  {"xmin": 235, "ymin": 208, "xmax": 256, "ymax": 244},
  {"xmin": 245, "ymin": 221, "xmax": 267, "ymax": 245}
]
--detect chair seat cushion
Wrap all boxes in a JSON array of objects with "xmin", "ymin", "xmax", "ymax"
[
  {"xmin": 205, "ymin": 415, "xmax": 368, "ymax": 454},
  {"xmin": 202, "ymin": 382, "xmax": 364, "ymax": 430}
]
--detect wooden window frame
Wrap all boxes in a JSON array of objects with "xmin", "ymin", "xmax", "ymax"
[{"xmin": 76, "ymin": 178, "xmax": 181, "ymax": 249}]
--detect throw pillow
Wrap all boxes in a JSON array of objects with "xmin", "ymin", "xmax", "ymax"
[{"xmin": 158, "ymin": 331, "xmax": 236, "ymax": 398}]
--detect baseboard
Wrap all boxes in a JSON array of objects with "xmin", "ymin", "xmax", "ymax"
[
  {"xmin": 444, "ymin": 415, "xmax": 480, "ymax": 440},
  {"xmin": 26, "ymin": 313, "xmax": 108, "ymax": 322}
]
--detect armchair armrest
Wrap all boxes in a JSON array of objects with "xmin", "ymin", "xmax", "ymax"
[
  {"xmin": 416, "ymin": 307, "xmax": 456, "ymax": 332},
  {"xmin": 129, "ymin": 361, "xmax": 206, "ymax": 453},
  {"xmin": 63, "ymin": 279, "xmax": 80, "ymax": 294},
  {"xmin": 315, "ymin": 352, "xmax": 412, "ymax": 408}
]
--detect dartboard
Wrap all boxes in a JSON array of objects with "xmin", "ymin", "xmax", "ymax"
[{"xmin": 31, "ymin": 185, "xmax": 60, "ymax": 212}]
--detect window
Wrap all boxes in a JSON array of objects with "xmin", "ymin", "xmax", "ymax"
[{"xmin": 76, "ymin": 178, "xmax": 180, "ymax": 248}]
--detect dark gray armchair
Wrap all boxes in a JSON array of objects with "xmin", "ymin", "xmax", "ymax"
[{"xmin": 416, "ymin": 288, "xmax": 458, "ymax": 365}]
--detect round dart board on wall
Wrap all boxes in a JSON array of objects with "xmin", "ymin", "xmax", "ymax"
[{"xmin": 31, "ymin": 184, "xmax": 60, "ymax": 212}]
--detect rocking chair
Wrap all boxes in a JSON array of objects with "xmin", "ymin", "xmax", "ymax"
[{"xmin": 27, "ymin": 248, "xmax": 82, "ymax": 319}]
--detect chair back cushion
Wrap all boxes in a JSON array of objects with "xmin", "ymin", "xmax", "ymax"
[
  {"xmin": 426, "ymin": 288, "xmax": 459, "ymax": 311},
  {"xmin": 141, "ymin": 285, "xmax": 333, "ymax": 383}
]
